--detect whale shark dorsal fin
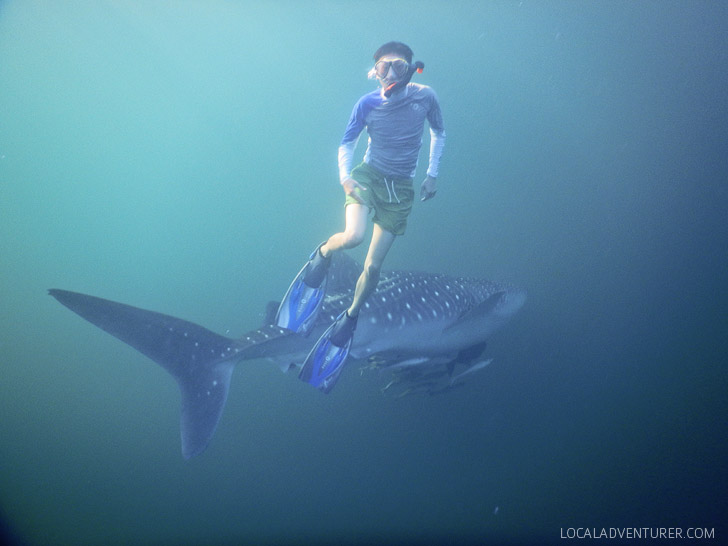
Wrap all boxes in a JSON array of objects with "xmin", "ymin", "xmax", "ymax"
[
  {"xmin": 444, "ymin": 291, "xmax": 506, "ymax": 332},
  {"xmin": 264, "ymin": 301, "xmax": 280, "ymax": 325}
]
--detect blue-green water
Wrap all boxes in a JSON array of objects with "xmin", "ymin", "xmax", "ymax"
[{"xmin": 1, "ymin": 1, "xmax": 726, "ymax": 545}]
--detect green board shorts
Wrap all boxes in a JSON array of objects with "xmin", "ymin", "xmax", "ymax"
[{"xmin": 344, "ymin": 162, "xmax": 415, "ymax": 236}]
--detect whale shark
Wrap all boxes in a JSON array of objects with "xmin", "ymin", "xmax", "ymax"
[{"xmin": 49, "ymin": 252, "xmax": 525, "ymax": 459}]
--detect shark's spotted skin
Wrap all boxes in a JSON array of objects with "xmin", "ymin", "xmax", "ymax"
[{"xmin": 50, "ymin": 253, "xmax": 525, "ymax": 458}]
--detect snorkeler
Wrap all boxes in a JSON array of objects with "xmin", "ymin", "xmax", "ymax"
[{"xmin": 276, "ymin": 41, "xmax": 446, "ymax": 392}]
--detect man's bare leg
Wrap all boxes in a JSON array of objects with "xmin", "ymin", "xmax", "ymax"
[
  {"xmin": 320, "ymin": 204, "xmax": 368, "ymax": 258},
  {"xmin": 348, "ymin": 223, "xmax": 396, "ymax": 317}
]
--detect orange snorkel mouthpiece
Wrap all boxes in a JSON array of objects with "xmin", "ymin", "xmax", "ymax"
[{"xmin": 383, "ymin": 61, "xmax": 425, "ymax": 97}]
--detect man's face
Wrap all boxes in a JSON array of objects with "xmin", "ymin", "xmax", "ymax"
[{"xmin": 374, "ymin": 54, "xmax": 409, "ymax": 88}]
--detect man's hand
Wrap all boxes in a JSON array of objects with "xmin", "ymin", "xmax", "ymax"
[
  {"xmin": 342, "ymin": 177, "xmax": 366, "ymax": 205},
  {"xmin": 420, "ymin": 175, "xmax": 437, "ymax": 201}
]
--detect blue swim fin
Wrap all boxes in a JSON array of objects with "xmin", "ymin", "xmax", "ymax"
[
  {"xmin": 276, "ymin": 242, "xmax": 331, "ymax": 335},
  {"xmin": 299, "ymin": 311, "xmax": 358, "ymax": 393}
]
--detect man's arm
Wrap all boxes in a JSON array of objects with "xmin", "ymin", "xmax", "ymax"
[
  {"xmin": 422, "ymin": 89, "xmax": 446, "ymax": 201},
  {"xmin": 338, "ymin": 92, "xmax": 383, "ymax": 204},
  {"xmin": 338, "ymin": 138, "xmax": 359, "ymax": 183},
  {"xmin": 338, "ymin": 91, "xmax": 381, "ymax": 182},
  {"xmin": 426, "ymin": 127, "xmax": 446, "ymax": 179}
]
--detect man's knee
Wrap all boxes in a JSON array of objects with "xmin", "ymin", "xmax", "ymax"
[
  {"xmin": 364, "ymin": 262, "xmax": 381, "ymax": 285},
  {"xmin": 341, "ymin": 229, "xmax": 365, "ymax": 249}
]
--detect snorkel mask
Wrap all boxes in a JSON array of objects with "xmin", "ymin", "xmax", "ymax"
[{"xmin": 369, "ymin": 58, "xmax": 425, "ymax": 97}]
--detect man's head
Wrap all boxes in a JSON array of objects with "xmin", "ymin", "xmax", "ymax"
[
  {"xmin": 373, "ymin": 41, "xmax": 413, "ymax": 64},
  {"xmin": 371, "ymin": 41, "xmax": 414, "ymax": 89}
]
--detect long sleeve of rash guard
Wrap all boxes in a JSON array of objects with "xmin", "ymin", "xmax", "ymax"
[
  {"xmin": 338, "ymin": 137, "xmax": 359, "ymax": 183},
  {"xmin": 426, "ymin": 128, "xmax": 446, "ymax": 179}
]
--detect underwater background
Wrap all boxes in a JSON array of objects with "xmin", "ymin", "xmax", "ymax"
[{"xmin": 1, "ymin": 1, "xmax": 726, "ymax": 544}]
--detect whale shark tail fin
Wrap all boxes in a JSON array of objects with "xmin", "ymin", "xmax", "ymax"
[{"xmin": 49, "ymin": 289, "xmax": 248, "ymax": 459}]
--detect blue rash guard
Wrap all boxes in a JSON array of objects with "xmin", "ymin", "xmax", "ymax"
[{"xmin": 338, "ymin": 83, "xmax": 446, "ymax": 182}]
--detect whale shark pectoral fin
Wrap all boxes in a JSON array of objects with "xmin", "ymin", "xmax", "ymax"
[
  {"xmin": 455, "ymin": 342, "xmax": 488, "ymax": 366},
  {"xmin": 444, "ymin": 291, "xmax": 507, "ymax": 332}
]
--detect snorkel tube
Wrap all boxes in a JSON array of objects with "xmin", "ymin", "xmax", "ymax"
[{"xmin": 383, "ymin": 61, "xmax": 424, "ymax": 97}]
